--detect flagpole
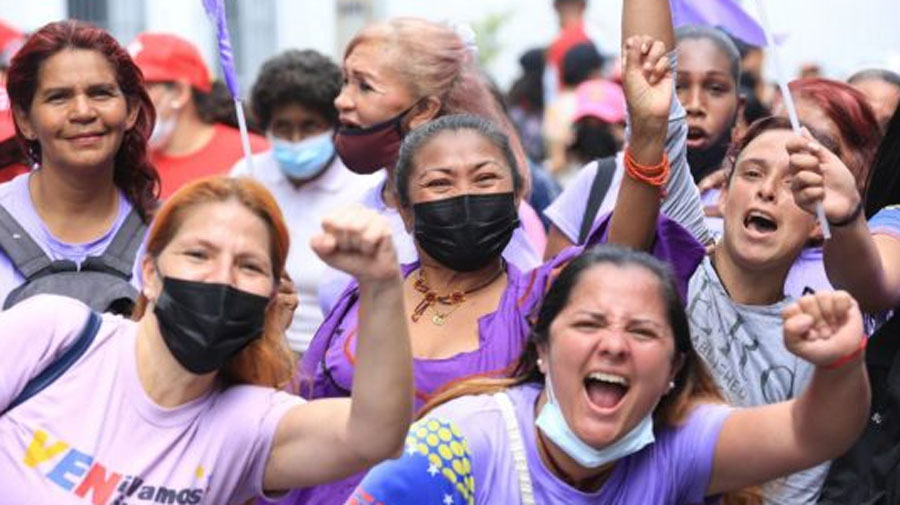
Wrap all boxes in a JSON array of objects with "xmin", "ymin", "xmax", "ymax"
[
  {"xmin": 202, "ymin": 0, "xmax": 254, "ymax": 173},
  {"xmin": 754, "ymin": 0, "xmax": 831, "ymax": 239}
]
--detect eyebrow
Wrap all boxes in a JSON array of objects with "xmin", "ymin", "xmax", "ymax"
[
  {"xmin": 574, "ymin": 310, "xmax": 665, "ymax": 328},
  {"xmin": 417, "ymin": 160, "xmax": 503, "ymax": 177},
  {"xmin": 38, "ymin": 82, "xmax": 119, "ymax": 97},
  {"xmin": 737, "ymin": 157, "xmax": 769, "ymax": 170}
]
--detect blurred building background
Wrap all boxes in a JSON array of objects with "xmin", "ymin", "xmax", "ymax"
[{"xmin": 1, "ymin": 0, "xmax": 899, "ymax": 99}]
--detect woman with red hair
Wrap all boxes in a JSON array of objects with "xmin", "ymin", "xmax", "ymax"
[
  {"xmin": 0, "ymin": 175, "xmax": 414, "ymax": 503},
  {"xmin": 771, "ymin": 77, "xmax": 883, "ymax": 297},
  {"xmin": 0, "ymin": 20, "xmax": 158, "ymax": 313},
  {"xmin": 784, "ymin": 78, "xmax": 881, "ymax": 195}
]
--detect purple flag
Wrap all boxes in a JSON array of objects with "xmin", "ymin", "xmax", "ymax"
[
  {"xmin": 201, "ymin": 0, "xmax": 240, "ymax": 98},
  {"xmin": 671, "ymin": 0, "xmax": 769, "ymax": 47}
]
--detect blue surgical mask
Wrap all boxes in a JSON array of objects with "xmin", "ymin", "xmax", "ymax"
[
  {"xmin": 535, "ymin": 364, "xmax": 656, "ymax": 469},
  {"xmin": 270, "ymin": 130, "xmax": 335, "ymax": 180}
]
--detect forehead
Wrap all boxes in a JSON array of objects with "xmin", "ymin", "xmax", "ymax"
[
  {"xmin": 676, "ymin": 38, "xmax": 734, "ymax": 80},
  {"xmin": 566, "ymin": 263, "xmax": 667, "ymax": 319},
  {"xmin": 271, "ymin": 102, "xmax": 327, "ymax": 124},
  {"xmin": 37, "ymin": 48, "xmax": 117, "ymax": 88},
  {"xmin": 736, "ymin": 128, "xmax": 793, "ymax": 167},
  {"xmin": 412, "ymin": 129, "xmax": 508, "ymax": 171},
  {"xmin": 854, "ymin": 78, "xmax": 900, "ymax": 98},
  {"xmin": 171, "ymin": 200, "xmax": 270, "ymax": 246},
  {"xmin": 345, "ymin": 41, "xmax": 401, "ymax": 79},
  {"xmin": 791, "ymin": 99, "xmax": 840, "ymax": 144}
]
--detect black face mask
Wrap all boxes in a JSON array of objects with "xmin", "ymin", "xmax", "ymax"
[
  {"xmin": 153, "ymin": 277, "xmax": 270, "ymax": 375},
  {"xmin": 569, "ymin": 121, "xmax": 621, "ymax": 163},
  {"xmin": 687, "ymin": 127, "xmax": 733, "ymax": 183},
  {"xmin": 413, "ymin": 193, "xmax": 519, "ymax": 272}
]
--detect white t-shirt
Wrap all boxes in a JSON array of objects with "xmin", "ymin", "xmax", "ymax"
[{"xmin": 230, "ymin": 152, "xmax": 380, "ymax": 352}]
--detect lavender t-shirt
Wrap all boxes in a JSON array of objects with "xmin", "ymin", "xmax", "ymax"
[
  {"xmin": 0, "ymin": 295, "xmax": 303, "ymax": 504},
  {"xmin": 350, "ymin": 383, "xmax": 731, "ymax": 505},
  {"xmin": 0, "ymin": 172, "xmax": 143, "ymax": 308}
]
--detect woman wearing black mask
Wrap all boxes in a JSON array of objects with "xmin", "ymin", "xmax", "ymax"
[
  {"xmin": 291, "ymin": 2, "xmax": 708, "ymax": 502},
  {"xmin": 317, "ymin": 17, "xmax": 547, "ymax": 316},
  {"xmin": 0, "ymin": 176, "xmax": 413, "ymax": 502}
]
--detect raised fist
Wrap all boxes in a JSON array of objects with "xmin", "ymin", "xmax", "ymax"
[
  {"xmin": 782, "ymin": 290, "xmax": 865, "ymax": 368},
  {"xmin": 622, "ymin": 34, "xmax": 673, "ymax": 136},
  {"xmin": 310, "ymin": 206, "xmax": 401, "ymax": 286}
]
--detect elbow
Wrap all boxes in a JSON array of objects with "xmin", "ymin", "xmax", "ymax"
[{"xmin": 351, "ymin": 427, "xmax": 409, "ymax": 467}]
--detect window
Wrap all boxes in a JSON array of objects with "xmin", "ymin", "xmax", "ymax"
[{"xmin": 67, "ymin": 0, "xmax": 145, "ymax": 44}]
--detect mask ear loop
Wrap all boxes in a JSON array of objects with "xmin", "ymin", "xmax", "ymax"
[{"xmin": 539, "ymin": 356, "xmax": 560, "ymax": 406}]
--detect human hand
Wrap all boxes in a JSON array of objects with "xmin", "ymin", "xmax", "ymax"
[
  {"xmin": 310, "ymin": 206, "xmax": 401, "ymax": 287},
  {"xmin": 272, "ymin": 272, "xmax": 299, "ymax": 333},
  {"xmin": 698, "ymin": 168, "xmax": 727, "ymax": 194},
  {"xmin": 622, "ymin": 34, "xmax": 673, "ymax": 139},
  {"xmin": 782, "ymin": 291, "xmax": 865, "ymax": 368},
  {"xmin": 787, "ymin": 132, "xmax": 861, "ymax": 225}
]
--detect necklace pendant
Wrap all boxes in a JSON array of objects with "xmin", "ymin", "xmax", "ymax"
[{"xmin": 432, "ymin": 313, "xmax": 445, "ymax": 326}]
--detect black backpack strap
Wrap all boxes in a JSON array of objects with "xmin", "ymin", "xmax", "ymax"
[
  {"xmin": 577, "ymin": 156, "xmax": 617, "ymax": 245},
  {"xmin": 81, "ymin": 208, "xmax": 146, "ymax": 278},
  {"xmin": 3, "ymin": 311, "xmax": 102, "ymax": 415},
  {"xmin": 0, "ymin": 204, "xmax": 55, "ymax": 279}
]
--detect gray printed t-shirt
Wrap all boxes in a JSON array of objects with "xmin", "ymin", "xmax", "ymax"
[{"xmin": 688, "ymin": 256, "xmax": 826, "ymax": 505}]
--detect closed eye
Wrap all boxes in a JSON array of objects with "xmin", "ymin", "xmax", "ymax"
[{"xmin": 184, "ymin": 249, "xmax": 208, "ymax": 260}]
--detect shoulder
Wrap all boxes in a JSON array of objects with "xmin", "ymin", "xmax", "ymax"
[
  {"xmin": 650, "ymin": 403, "xmax": 733, "ymax": 501},
  {"xmin": 0, "ymin": 171, "xmax": 29, "ymax": 211},
  {"xmin": 0, "ymin": 294, "xmax": 92, "ymax": 330},
  {"xmin": 654, "ymin": 402, "xmax": 733, "ymax": 460},
  {"xmin": 870, "ymin": 205, "xmax": 900, "ymax": 239},
  {"xmin": 212, "ymin": 385, "xmax": 305, "ymax": 438},
  {"xmin": 229, "ymin": 151, "xmax": 275, "ymax": 178}
]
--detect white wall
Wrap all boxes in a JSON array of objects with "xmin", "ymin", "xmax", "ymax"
[
  {"xmin": 2, "ymin": 0, "xmax": 899, "ymax": 91},
  {"xmin": 737, "ymin": 0, "xmax": 900, "ymax": 80}
]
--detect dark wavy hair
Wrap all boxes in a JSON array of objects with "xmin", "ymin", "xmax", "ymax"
[
  {"xmin": 6, "ymin": 20, "xmax": 159, "ymax": 221},
  {"xmin": 251, "ymin": 49, "xmax": 342, "ymax": 131}
]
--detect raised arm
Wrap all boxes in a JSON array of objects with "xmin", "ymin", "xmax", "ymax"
[
  {"xmin": 708, "ymin": 290, "xmax": 870, "ymax": 494},
  {"xmin": 788, "ymin": 134, "xmax": 900, "ymax": 313},
  {"xmin": 606, "ymin": 0, "xmax": 674, "ymax": 250},
  {"xmin": 263, "ymin": 207, "xmax": 413, "ymax": 490}
]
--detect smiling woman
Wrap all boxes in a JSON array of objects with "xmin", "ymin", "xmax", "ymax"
[{"xmin": 0, "ymin": 20, "xmax": 158, "ymax": 313}]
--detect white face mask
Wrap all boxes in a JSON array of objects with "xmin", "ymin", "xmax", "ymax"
[
  {"xmin": 535, "ymin": 359, "xmax": 656, "ymax": 469},
  {"xmin": 149, "ymin": 94, "xmax": 179, "ymax": 150}
]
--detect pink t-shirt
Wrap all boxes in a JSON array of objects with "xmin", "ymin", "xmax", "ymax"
[{"xmin": 0, "ymin": 295, "xmax": 302, "ymax": 504}]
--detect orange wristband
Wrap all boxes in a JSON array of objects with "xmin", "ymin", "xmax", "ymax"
[
  {"xmin": 824, "ymin": 336, "xmax": 867, "ymax": 370},
  {"xmin": 624, "ymin": 148, "xmax": 670, "ymax": 188}
]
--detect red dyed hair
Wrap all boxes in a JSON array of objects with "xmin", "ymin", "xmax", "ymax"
[
  {"xmin": 5, "ymin": 20, "xmax": 159, "ymax": 221},
  {"xmin": 789, "ymin": 78, "xmax": 881, "ymax": 193},
  {"xmin": 133, "ymin": 176, "xmax": 294, "ymax": 388}
]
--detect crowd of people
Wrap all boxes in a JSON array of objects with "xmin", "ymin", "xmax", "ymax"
[{"xmin": 0, "ymin": 0, "xmax": 899, "ymax": 504}]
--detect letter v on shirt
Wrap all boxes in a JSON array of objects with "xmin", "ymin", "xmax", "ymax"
[{"xmin": 22, "ymin": 428, "xmax": 207, "ymax": 504}]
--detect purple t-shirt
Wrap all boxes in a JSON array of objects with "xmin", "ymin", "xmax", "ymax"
[
  {"xmin": 350, "ymin": 383, "xmax": 732, "ymax": 505},
  {"xmin": 283, "ymin": 214, "xmax": 705, "ymax": 505},
  {"xmin": 870, "ymin": 205, "xmax": 900, "ymax": 240},
  {"xmin": 316, "ymin": 176, "xmax": 544, "ymax": 316},
  {"xmin": 0, "ymin": 172, "xmax": 143, "ymax": 307},
  {"xmin": 0, "ymin": 294, "xmax": 302, "ymax": 504}
]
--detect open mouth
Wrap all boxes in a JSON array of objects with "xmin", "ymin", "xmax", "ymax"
[
  {"xmin": 584, "ymin": 372, "xmax": 629, "ymax": 410},
  {"xmin": 687, "ymin": 126, "xmax": 707, "ymax": 144},
  {"xmin": 743, "ymin": 210, "xmax": 778, "ymax": 234}
]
